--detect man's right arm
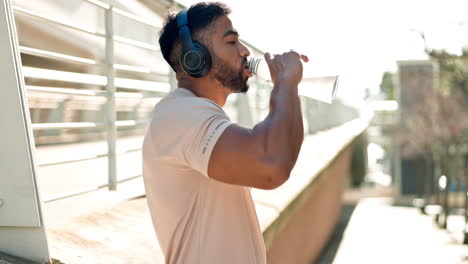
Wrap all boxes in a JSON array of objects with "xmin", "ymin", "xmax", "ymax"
[{"xmin": 208, "ymin": 51, "xmax": 305, "ymax": 190}]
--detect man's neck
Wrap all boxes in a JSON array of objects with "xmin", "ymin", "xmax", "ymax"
[{"xmin": 177, "ymin": 77, "xmax": 230, "ymax": 107}]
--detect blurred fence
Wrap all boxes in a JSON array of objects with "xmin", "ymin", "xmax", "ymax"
[{"xmin": 13, "ymin": 0, "xmax": 171, "ymax": 194}]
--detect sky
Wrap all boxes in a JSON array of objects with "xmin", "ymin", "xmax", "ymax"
[{"xmin": 177, "ymin": 0, "xmax": 468, "ymax": 105}]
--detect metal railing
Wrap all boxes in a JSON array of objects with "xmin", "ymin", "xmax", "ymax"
[{"xmin": 12, "ymin": 0, "xmax": 171, "ymax": 198}]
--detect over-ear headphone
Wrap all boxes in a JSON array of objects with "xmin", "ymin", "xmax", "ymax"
[{"xmin": 176, "ymin": 10, "xmax": 212, "ymax": 78}]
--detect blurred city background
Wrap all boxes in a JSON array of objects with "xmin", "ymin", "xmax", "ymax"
[{"xmin": 1, "ymin": 0, "xmax": 468, "ymax": 263}]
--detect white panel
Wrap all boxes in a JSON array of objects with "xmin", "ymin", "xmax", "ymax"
[
  {"xmin": 0, "ymin": 228, "xmax": 50, "ymax": 263},
  {"xmin": 0, "ymin": 0, "xmax": 41, "ymax": 227}
]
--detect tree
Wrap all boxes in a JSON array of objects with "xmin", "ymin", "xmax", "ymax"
[
  {"xmin": 379, "ymin": 71, "xmax": 395, "ymax": 100},
  {"xmin": 397, "ymin": 48, "xmax": 468, "ymax": 229},
  {"xmin": 428, "ymin": 50, "xmax": 468, "ymax": 98}
]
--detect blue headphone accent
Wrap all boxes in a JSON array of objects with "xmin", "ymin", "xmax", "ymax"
[{"xmin": 176, "ymin": 10, "xmax": 212, "ymax": 78}]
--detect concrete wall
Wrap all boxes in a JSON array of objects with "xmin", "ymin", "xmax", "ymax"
[
  {"xmin": 266, "ymin": 147, "xmax": 351, "ymax": 264},
  {"xmin": 256, "ymin": 119, "xmax": 368, "ymax": 264}
]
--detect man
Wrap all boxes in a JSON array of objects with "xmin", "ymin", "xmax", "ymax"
[{"xmin": 142, "ymin": 2, "xmax": 306, "ymax": 263}]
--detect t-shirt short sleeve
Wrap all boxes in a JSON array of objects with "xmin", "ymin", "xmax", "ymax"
[{"xmin": 183, "ymin": 101, "xmax": 232, "ymax": 178}]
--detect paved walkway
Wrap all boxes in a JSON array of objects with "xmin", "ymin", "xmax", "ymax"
[
  {"xmin": 317, "ymin": 196, "xmax": 468, "ymax": 264},
  {"xmin": 47, "ymin": 194, "xmax": 163, "ymax": 264}
]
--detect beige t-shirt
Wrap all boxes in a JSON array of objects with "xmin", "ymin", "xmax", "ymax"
[{"xmin": 142, "ymin": 88, "xmax": 266, "ymax": 264}]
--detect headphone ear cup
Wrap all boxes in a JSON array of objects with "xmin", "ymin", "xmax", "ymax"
[
  {"xmin": 180, "ymin": 42, "xmax": 212, "ymax": 78},
  {"xmin": 192, "ymin": 42, "xmax": 211, "ymax": 76}
]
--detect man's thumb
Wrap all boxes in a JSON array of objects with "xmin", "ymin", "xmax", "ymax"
[{"xmin": 264, "ymin": 52, "xmax": 272, "ymax": 64}]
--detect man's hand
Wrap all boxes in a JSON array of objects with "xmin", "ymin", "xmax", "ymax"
[{"xmin": 264, "ymin": 51, "xmax": 309, "ymax": 86}]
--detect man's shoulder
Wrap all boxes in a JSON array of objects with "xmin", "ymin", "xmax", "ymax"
[
  {"xmin": 155, "ymin": 88, "xmax": 226, "ymax": 118},
  {"xmin": 148, "ymin": 89, "xmax": 228, "ymax": 132}
]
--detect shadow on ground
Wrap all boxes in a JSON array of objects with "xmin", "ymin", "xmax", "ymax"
[{"xmin": 314, "ymin": 203, "xmax": 357, "ymax": 264}]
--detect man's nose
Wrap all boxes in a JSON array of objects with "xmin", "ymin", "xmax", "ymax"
[{"xmin": 239, "ymin": 41, "xmax": 250, "ymax": 57}]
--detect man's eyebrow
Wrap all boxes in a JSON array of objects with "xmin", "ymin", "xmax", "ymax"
[{"xmin": 223, "ymin": 29, "xmax": 239, "ymax": 37}]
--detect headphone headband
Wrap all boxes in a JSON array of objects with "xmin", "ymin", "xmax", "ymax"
[
  {"xmin": 176, "ymin": 10, "xmax": 188, "ymax": 28},
  {"xmin": 176, "ymin": 10, "xmax": 193, "ymax": 52}
]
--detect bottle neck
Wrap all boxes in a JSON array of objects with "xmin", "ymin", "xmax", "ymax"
[{"xmin": 247, "ymin": 57, "xmax": 262, "ymax": 75}]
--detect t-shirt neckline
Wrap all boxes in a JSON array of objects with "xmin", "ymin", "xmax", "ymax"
[{"xmin": 176, "ymin": 87, "xmax": 224, "ymax": 109}]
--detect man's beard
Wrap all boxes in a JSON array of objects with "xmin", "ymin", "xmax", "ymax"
[{"xmin": 212, "ymin": 54, "xmax": 249, "ymax": 93}]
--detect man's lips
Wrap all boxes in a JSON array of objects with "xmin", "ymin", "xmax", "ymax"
[
  {"xmin": 243, "ymin": 61, "xmax": 253, "ymax": 78},
  {"xmin": 244, "ymin": 68, "xmax": 253, "ymax": 78}
]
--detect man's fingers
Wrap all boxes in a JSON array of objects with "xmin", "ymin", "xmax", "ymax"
[
  {"xmin": 288, "ymin": 50, "xmax": 300, "ymax": 58},
  {"xmin": 264, "ymin": 52, "xmax": 273, "ymax": 64},
  {"xmin": 289, "ymin": 49, "xmax": 309, "ymax": 63}
]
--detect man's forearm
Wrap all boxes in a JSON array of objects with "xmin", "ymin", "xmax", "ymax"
[
  {"xmin": 289, "ymin": 93, "xmax": 304, "ymax": 169},
  {"xmin": 253, "ymin": 80, "xmax": 304, "ymax": 172}
]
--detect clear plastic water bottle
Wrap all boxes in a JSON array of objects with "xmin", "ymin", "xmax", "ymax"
[{"xmin": 247, "ymin": 57, "xmax": 339, "ymax": 104}]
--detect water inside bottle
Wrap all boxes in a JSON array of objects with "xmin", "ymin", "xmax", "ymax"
[{"xmin": 247, "ymin": 57, "xmax": 339, "ymax": 104}]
